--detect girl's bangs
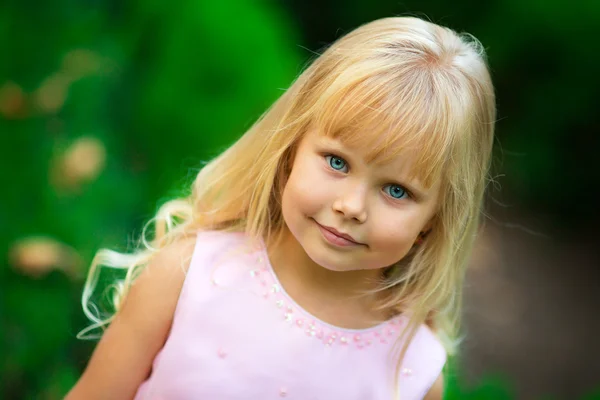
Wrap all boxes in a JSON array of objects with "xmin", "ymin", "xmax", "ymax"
[{"xmin": 312, "ymin": 71, "xmax": 457, "ymax": 188}]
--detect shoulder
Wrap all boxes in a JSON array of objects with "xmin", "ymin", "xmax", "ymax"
[
  {"xmin": 65, "ymin": 235, "xmax": 201, "ymax": 399},
  {"xmin": 416, "ymin": 325, "xmax": 446, "ymax": 399},
  {"xmin": 139, "ymin": 234, "xmax": 199, "ymax": 281},
  {"xmin": 400, "ymin": 322, "xmax": 447, "ymax": 399},
  {"xmin": 123, "ymin": 234, "xmax": 199, "ymax": 322},
  {"xmin": 411, "ymin": 323, "xmax": 447, "ymax": 365},
  {"xmin": 189, "ymin": 229, "xmax": 257, "ymax": 268},
  {"xmin": 194, "ymin": 229, "xmax": 249, "ymax": 250},
  {"xmin": 104, "ymin": 235, "xmax": 200, "ymax": 360},
  {"xmin": 133, "ymin": 229, "xmax": 244, "ymax": 295},
  {"xmin": 422, "ymin": 373, "xmax": 444, "ymax": 400}
]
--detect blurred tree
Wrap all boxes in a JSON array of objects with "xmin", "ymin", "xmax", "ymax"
[{"xmin": 1, "ymin": 0, "xmax": 300, "ymax": 397}]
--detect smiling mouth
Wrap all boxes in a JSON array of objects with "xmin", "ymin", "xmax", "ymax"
[{"xmin": 314, "ymin": 220, "xmax": 363, "ymax": 247}]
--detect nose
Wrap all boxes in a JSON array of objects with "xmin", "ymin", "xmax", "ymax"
[{"xmin": 332, "ymin": 182, "xmax": 368, "ymax": 223}]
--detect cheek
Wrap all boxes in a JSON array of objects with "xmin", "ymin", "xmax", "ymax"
[
  {"xmin": 368, "ymin": 213, "xmax": 421, "ymax": 256},
  {"xmin": 377, "ymin": 223, "xmax": 415, "ymax": 248},
  {"xmin": 283, "ymin": 161, "xmax": 326, "ymax": 216}
]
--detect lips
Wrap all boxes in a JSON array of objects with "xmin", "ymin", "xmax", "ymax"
[{"xmin": 316, "ymin": 221, "xmax": 362, "ymax": 245}]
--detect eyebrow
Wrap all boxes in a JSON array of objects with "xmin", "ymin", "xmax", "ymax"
[{"xmin": 317, "ymin": 136, "xmax": 430, "ymax": 200}]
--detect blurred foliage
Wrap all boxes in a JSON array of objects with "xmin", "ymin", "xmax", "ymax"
[
  {"xmin": 1, "ymin": 0, "xmax": 300, "ymax": 397},
  {"xmin": 1, "ymin": 0, "xmax": 598, "ymax": 398},
  {"xmin": 445, "ymin": 360, "xmax": 515, "ymax": 400}
]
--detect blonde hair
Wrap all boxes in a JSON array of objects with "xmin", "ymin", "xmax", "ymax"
[{"xmin": 80, "ymin": 15, "xmax": 496, "ymax": 395}]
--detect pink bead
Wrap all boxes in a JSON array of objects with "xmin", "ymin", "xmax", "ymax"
[
  {"xmin": 326, "ymin": 334, "xmax": 336, "ymax": 345},
  {"xmin": 354, "ymin": 334, "xmax": 362, "ymax": 342},
  {"xmin": 340, "ymin": 336, "xmax": 348, "ymax": 344},
  {"xmin": 217, "ymin": 348, "xmax": 227, "ymax": 358},
  {"xmin": 316, "ymin": 331, "xmax": 324, "ymax": 339},
  {"xmin": 279, "ymin": 387, "xmax": 288, "ymax": 397},
  {"xmin": 296, "ymin": 319, "xmax": 304, "ymax": 327}
]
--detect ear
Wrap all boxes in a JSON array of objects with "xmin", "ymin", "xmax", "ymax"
[{"xmin": 421, "ymin": 217, "xmax": 435, "ymax": 234}]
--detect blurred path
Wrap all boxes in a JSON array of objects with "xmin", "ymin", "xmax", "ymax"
[{"xmin": 461, "ymin": 210, "xmax": 600, "ymax": 399}]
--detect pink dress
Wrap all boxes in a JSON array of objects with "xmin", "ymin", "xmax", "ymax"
[{"xmin": 134, "ymin": 230, "xmax": 446, "ymax": 400}]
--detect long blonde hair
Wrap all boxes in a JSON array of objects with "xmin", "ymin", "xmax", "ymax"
[{"xmin": 80, "ymin": 15, "xmax": 496, "ymax": 393}]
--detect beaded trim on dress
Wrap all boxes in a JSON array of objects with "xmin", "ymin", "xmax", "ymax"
[{"xmin": 209, "ymin": 236, "xmax": 410, "ymax": 350}]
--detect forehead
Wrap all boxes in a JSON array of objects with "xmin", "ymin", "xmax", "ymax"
[
  {"xmin": 305, "ymin": 62, "xmax": 460, "ymax": 190},
  {"xmin": 313, "ymin": 131, "xmax": 414, "ymax": 171}
]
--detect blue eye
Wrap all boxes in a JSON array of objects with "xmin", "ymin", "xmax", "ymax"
[
  {"xmin": 325, "ymin": 155, "xmax": 348, "ymax": 172},
  {"xmin": 383, "ymin": 184, "xmax": 408, "ymax": 199}
]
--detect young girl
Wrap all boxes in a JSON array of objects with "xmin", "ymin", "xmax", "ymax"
[{"xmin": 67, "ymin": 16, "xmax": 496, "ymax": 400}]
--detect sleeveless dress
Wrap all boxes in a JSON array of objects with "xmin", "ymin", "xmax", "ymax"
[{"xmin": 134, "ymin": 230, "xmax": 446, "ymax": 400}]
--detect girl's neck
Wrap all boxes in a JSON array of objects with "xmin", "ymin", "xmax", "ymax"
[{"xmin": 266, "ymin": 227, "xmax": 387, "ymax": 327}]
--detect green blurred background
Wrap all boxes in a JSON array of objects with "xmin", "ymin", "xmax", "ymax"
[{"xmin": 1, "ymin": 0, "xmax": 599, "ymax": 399}]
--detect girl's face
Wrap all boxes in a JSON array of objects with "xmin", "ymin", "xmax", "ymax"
[{"xmin": 280, "ymin": 129, "xmax": 441, "ymax": 273}]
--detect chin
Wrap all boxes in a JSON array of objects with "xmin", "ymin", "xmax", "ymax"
[
  {"xmin": 313, "ymin": 260, "xmax": 348, "ymax": 272},
  {"xmin": 305, "ymin": 245, "xmax": 356, "ymax": 272}
]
